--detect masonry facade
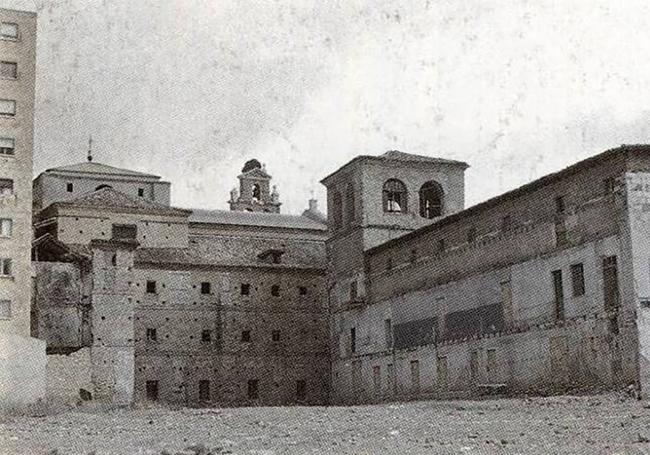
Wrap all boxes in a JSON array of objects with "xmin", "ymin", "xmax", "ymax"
[{"xmin": 0, "ymin": 8, "xmax": 46, "ymax": 410}]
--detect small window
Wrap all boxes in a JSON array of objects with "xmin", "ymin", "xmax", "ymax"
[
  {"xmin": 241, "ymin": 330, "xmax": 251, "ymax": 342},
  {"xmin": 201, "ymin": 282, "xmax": 211, "ymax": 295},
  {"xmin": 145, "ymin": 380, "xmax": 159, "ymax": 401},
  {"xmin": 0, "ymin": 137, "xmax": 14, "ymax": 155},
  {"xmin": 0, "ymin": 22, "xmax": 18, "ymax": 40},
  {"xmin": 146, "ymin": 328, "xmax": 157, "ymax": 342},
  {"xmin": 240, "ymin": 283, "xmax": 250, "ymax": 296},
  {"xmin": 0, "ymin": 99, "xmax": 15, "ymax": 116},
  {"xmin": 138, "ymin": 188, "xmax": 145, "ymax": 197},
  {"xmin": 199, "ymin": 380, "xmax": 210, "ymax": 401},
  {"xmin": 247, "ymin": 379, "xmax": 259, "ymax": 399},
  {"xmin": 555, "ymin": 195, "xmax": 565, "ymax": 214},
  {"xmin": 0, "ymin": 218, "xmax": 12, "ymax": 237},
  {"xmin": 571, "ymin": 263, "xmax": 585, "ymax": 297},
  {"xmin": 271, "ymin": 285, "xmax": 280, "ymax": 297},
  {"xmin": 383, "ymin": 179, "xmax": 407, "ymax": 213},
  {"xmin": 0, "ymin": 299, "xmax": 11, "ymax": 319},
  {"xmin": 66, "ymin": 182, "xmax": 74, "ymax": 193},
  {"xmin": 271, "ymin": 330, "xmax": 281, "ymax": 342},
  {"xmin": 0, "ymin": 258, "xmax": 12, "ymax": 276},
  {"xmin": 0, "ymin": 61, "xmax": 17, "ymax": 79},
  {"xmin": 350, "ymin": 327, "xmax": 356, "ymax": 353},
  {"xmin": 298, "ymin": 286, "xmax": 307, "ymax": 296},
  {"xmin": 146, "ymin": 280, "xmax": 157, "ymax": 294},
  {"xmin": 0, "ymin": 179, "xmax": 13, "ymax": 195},
  {"xmin": 201, "ymin": 329, "xmax": 212, "ymax": 343}
]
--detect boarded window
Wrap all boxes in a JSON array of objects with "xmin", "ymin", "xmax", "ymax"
[
  {"xmin": 247, "ymin": 379, "xmax": 259, "ymax": 399},
  {"xmin": 0, "ymin": 61, "xmax": 17, "ymax": 79},
  {"xmin": 394, "ymin": 317, "xmax": 437, "ymax": 349},
  {"xmin": 0, "ymin": 99, "xmax": 15, "ymax": 116},
  {"xmin": 112, "ymin": 224, "xmax": 137, "ymax": 240},
  {"xmin": 419, "ymin": 181, "xmax": 443, "ymax": 218},
  {"xmin": 198, "ymin": 380, "xmax": 210, "ymax": 401},
  {"xmin": 444, "ymin": 304, "xmax": 503, "ymax": 340},
  {"xmin": 552, "ymin": 270, "xmax": 564, "ymax": 320},
  {"xmin": 437, "ymin": 356, "xmax": 448, "ymax": 390},
  {"xmin": 0, "ymin": 137, "xmax": 14, "ymax": 155},
  {"xmin": 383, "ymin": 179, "xmax": 407, "ymax": 213},
  {"xmin": 603, "ymin": 256, "xmax": 619, "ymax": 310},
  {"xmin": 296, "ymin": 379, "xmax": 306, "ymax": 401},
  {"xmin": 146, "ymin": 280, "xmax": 157, "ymax": 294},
  {"xmin": 571, "ymin": 263, "xmax": 585, "ymax": 297},
  {"xmin": 145, "ymin": 380, "xmax": 159, "ymax": 401},
  {"xmin": 0, "ymin": 299, "xmax": 11, "ymax": 319},
  {"xmin": 200, "ymin": 282, "xmax": 211, "ymax": 295}
]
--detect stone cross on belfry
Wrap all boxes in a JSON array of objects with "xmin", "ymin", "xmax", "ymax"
[{"xmin": 87, "ymin": 135, "xmax": 93, "ymax": 162}]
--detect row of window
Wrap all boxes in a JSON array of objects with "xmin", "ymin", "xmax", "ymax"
[
  {"xmin": 144, "ymin": 378, "xmax": 308, "ymax": 402},
  {"xmin": 144, "ymin": 328, "xmax": 288, "ymax": 344},
  {"xmin": 144, "ymin": 280, "xmax": 309, "ymax": 298}
]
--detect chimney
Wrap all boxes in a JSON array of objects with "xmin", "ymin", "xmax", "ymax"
[{"xmin": 309, "ymin": 198, "xmax": 318, "ymax": 212}]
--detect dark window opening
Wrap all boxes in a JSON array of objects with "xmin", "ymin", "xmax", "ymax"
[
  {"xmin": 252, "ymin": 183, "xmax": 261, "ymax": 201},
  {"xmin": 201, "ymin": 330, "xmax": 212, "ymax": 343},
  {"xmin": 146, "ymin": 280, "xmax": 157, "ymax": 294},
  {"xmin": 571, "ymin": 263, "xmax": 585, "ymax": 297},
  {"xmin": 350, "ymin": 327, "xmax": 356, "ymax": 354},
  {"xmin": 298, "ymin": 286, "xmax": 307, "ymax": 296},
  {"xmin": 66, "ymin": 182, "xmax": 73, "ymax": 193},
  {"xmin": 271, "ymin": 330, "xmax": 281, "ymax": 342},
  {"xmin": 247, "ymin": 379, "xmax": 259, "ymax": 399},
  {"xmin": 555, "ymin": 195, "xmax": 566, "ymax": 214},
  {"xmin": 0, "ymin": 178, "xmax": 12, "ymax": 195},
  {"xmin": 138, "ymin": 188, "xmax": 145, "ymax": 197},
  {"xmin": 146, "ymin": 328, "xmax": 157, "ymax": 342},
  {"xmin": 271, "ymin": 285, "xmax": 280, "ymax": 297},
  {"xmin": 386, "ymin": 258, "xmax": 393, "ymax": 271},
  {"xmin": 201, "ymin": 282, "xmax": 211, "ymax": 295},
  {"xmin": 296, "ymin": 380, "xmax": 307, "ymax": 401},
  {"xmin": 241, "ymin": 283, "xmax": 250, "ymax": 296},
  {"xmin": 383, "ymin": 179, "xmax": 407, "ymax": 213},
  {"xmin": 419, "ymin": 181, "xmax": 443, "ymax": 218},
  {"xmin": 146, "ymin": 380, "xmax": 159, "ymax": 401},
  {"xmin": 112, "ymin": 224, "xmax": 137, "ymax": 240},
  {"xmin": 241, "ymin": 330, "xmax": 251, "ymax": 342},
  {"xmin": 199, "ymin": 380, "xmax": 210, "ymax": 401}
]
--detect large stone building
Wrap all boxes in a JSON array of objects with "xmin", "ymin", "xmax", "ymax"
[
  {"xmin": 0, "ymin": 8, "xmax": 45, "ymax": 411},
  {"xmin": 32, "ymin": 157, "xmax": 329, "ymax": 407}
]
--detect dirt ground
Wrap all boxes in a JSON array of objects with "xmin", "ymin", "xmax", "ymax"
[{"xmin": 3, "ymin": 393, "xmax": 650, "ymax": 455}]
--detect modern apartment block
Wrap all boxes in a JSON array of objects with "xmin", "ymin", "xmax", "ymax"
[{"xmin": 0, "ymin": 8, "xmax": 45, "ymax": 410}]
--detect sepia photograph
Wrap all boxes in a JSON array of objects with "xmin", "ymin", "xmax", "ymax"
[{"xmin": 2, "ymin": 1, "xmax": 650, "ymax": 454}]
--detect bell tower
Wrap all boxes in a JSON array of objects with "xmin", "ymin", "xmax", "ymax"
[{"xmin": 229, "ymin": 159, "xmax": 281, "ymax": 213}]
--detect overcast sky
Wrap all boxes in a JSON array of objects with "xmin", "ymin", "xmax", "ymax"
[{"xmin": 3, "ymin": 0, "xmax": 650, "ymax": 214}]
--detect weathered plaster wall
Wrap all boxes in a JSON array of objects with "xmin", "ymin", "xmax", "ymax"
[{"xmin": 46, "ymin": 347, "xmax": 92, "ymax": 405}]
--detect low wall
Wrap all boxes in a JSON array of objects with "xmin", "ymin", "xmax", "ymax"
[
  {"xmin": 46, "ymin": 347, "xmax": 93, "ymax": 406},
  {"xmin": 0, "ymin": 332, "xmax": 46, "ymax": 412}
]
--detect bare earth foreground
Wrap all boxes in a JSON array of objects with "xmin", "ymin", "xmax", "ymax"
[{"xmin": 3, "ymin": 394, "xmax": 650, "ymax": 455}]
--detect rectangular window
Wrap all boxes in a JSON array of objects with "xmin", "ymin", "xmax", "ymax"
[
  {"xmin": 200, "ymin": 282, "xmax": 211, "ymax": 295},
  {"xmin": 138, "ymin": 188, "xmax": 145, "ymax": 197},
  {"xmin": 66, "ymin": 182, "xmax": 74, "ymax": 193},
  {"xmin": 0, "ymin": 299, "xmax": 11, "ymax": 319},
  {"xmin": 0, "ymin": 99, "xmax": 15, "ymax": 116},
  {"xmin": 0, "ymin": 179, "xmax": 13, "ymax": 195},
  {"xmin": 296, "ymin": 379, "xmax": 306, "ymax": 401},
  {"xmin": 0, "ymin": 258, "xmax": 12, "ymax": 276},
  {"xmin": 0, "ymin": 61, "xmax": 17, "ymax": 79},
  {"xmin": 603, "ymin": 255, "xmax": 620, "ymax": 310},
  {"xmin": 571, "ymin": 263, "xmax": 585, "ymax": 297},
  {"xmin": 384, "ymin": 318, "xmax": 393, "ymax": 349},
  {"xmin": 146, "ymin": 328, "xmax": 157, "ymax": 342},
  {"xmin": 0, "ymin": 22, "xmax": 18, "ymax": 40},
  {"xmin": 146, "ymin": 280, "xmax": 157, "ymax": 294},
  {"xmin": 298, "ymin": 286, "xmax": 307, "ymax": 296},
  {"xmin": 112, "ymin": 224, "xmax": 137, "ymax": 240},
  {"xmin": 145, "ymin": 380, "xmax": 159, "ymax": 401},
  {"xmin": 247, "ymin": 379, "xmax": 259, "ymax": 399},
  {"xmin": 240, "ymin": 283, "xmax": 250, "ymax": 296},
  {"xmin": 350, "ymin": 327, "xmax": 356, "ymax": 354},
  {"xmin": 552, "ymin": 269, "xmax": 564, "ymax": 320},
  {"xmin": 271, "ymin": 330, "xmax": 280, "ymax": 342},
  {"xmin": 241, "ymin": 330, "xmax": 251, "ymax": 342},
  {"xmin": 0, "ymin": 137, "xmax": 14, "ymax": 155},
  {"xmin": 199, "ymin": 380, "xmax": 210, "ymax": 401},
  {"xmin": 271, "ymin": 285, "xmax": 280, "ymax": 297},
  {"xmin": 555, "ymin": 195, "xmax": 565, "ymax": 214},
  {"xmin": 0, "ymin": 218, "xmax": 12, "ymax": 237},
  {"xmin": 201, "ymin": 329, "xmax": 212, "ymax": 343}
]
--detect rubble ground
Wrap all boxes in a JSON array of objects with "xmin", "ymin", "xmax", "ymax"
[{"xmin": 3, "ymin": 393, "xmax": 650, "ymax": 454}]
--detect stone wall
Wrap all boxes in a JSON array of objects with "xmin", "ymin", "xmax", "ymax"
[{"xmin": 46, "ymin": 347, "xmax": 92, "ymax": 406}]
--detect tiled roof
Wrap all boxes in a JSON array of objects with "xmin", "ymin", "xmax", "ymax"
[
  {"xmin": 136, "ymin": 235, "xmax": 326, "ymax": 269},
  {"xmin": 189, "ymin": 209, "xmax": 327, "ymax": 231},
  {"xmin": 45, "ymin": 161, "xmax": 160, "ymax": 179},
  {"xmin": 55, "ymin": 187, "xmax": 190, "ymax": 216}
]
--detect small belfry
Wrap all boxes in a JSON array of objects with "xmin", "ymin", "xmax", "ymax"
[{"xmin": 229, "ymin": 159, "xmax": 282, "ymax": 213}]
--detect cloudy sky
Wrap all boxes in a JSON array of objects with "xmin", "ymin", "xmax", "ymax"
[{"xmin": 3, "ymin": 0, "xmax": 650, "ymax": 214}]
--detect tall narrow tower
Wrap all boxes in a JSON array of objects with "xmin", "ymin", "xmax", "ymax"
[
  {"xmin": 229, "ymin": 159, "xmax": 281, "ymax": 213},
  {"xmin": 0, "ymin": 8, "xmax": 46, "ymax": 410}
]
